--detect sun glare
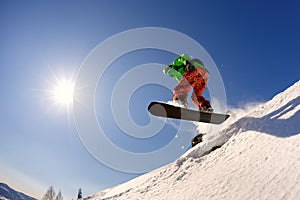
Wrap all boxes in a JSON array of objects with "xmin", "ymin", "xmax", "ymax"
[
  {"xmin": 45, "ymin": 68, "xmax": 77, "ymax": 113},
  {"xmin": 52, "ymin": 79, "xmax": 75, "ymax": 106}
]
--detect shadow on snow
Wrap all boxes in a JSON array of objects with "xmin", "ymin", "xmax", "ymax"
[{"xmin": 224, "ymin": 96, "xmax": 300, "ymax": 138}]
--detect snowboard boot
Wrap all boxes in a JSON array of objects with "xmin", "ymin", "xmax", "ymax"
[
  {"xmin": 173, "ymin": 95, "xmax": 188, "ymax": 108},
  {"xmin": 199, "ymin": 100, "xmax": 213, "ymax": 112}
]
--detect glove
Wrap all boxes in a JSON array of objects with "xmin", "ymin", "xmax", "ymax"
[
  {"xmin": 163, "ymin": 65, "xmax": 172, "ymax": 75},
  {"xmin": 163, "ymin": 64, "xmax": 183, "ymax": 82}
]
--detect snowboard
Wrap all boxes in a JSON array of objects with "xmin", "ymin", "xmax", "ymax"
[{"xmin": 148, "ymin": 101, "xmax": 230, "ymax": 124}]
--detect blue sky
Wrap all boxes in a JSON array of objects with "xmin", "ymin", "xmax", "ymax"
[{"xmin": 0, "ymin": 0, "xmax": 299, "ymax": 199}]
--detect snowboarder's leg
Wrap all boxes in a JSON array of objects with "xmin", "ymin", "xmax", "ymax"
[
  {"xmin": 191, "ymin": 73, "xmax": 213, "ymax": 111},
  {"xmin": 192, "ymin": 88, "xmax": 213, "ymax": 111},
  {"xmin": 173, "ymin": 75, "xmax": 192, "ymax": 107}
]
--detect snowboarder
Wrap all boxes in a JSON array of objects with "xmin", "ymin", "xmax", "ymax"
[{"xmin": 163, "ymin": 54, "xmax": 213, "ymax": 112}]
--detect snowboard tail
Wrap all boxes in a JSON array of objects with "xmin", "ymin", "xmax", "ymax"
[{"xmin": 148, "ymin": 102, "xmax": 229, "ymax": 124}]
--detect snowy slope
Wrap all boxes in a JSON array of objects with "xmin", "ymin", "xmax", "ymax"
[
  {"xmin": 87, "ymin": 81, "xmax": 300, "ymax": 200},
  {"xmin": 0, "ymin": 183, "xmax": 37, "ymax": 200}
]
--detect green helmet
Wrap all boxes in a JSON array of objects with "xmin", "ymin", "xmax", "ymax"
[{"xmin": 173, "ymin": 54, "xmax": 192, "ymax": 67}]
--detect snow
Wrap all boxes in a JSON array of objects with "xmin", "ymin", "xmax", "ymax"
[
  {"xmin": 86, "ymin": 80, "xmax": 300, "ymax": 200},
  {"xmin": 0, "ymin": 186, "xmax": 9, "ymax": 194},
  {"xmin": 0, "ymin": 183, "xmax": 37, "ymax": 200}
]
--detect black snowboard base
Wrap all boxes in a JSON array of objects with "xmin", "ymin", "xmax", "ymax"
[{"xmin": 148, "ymin": 101, "xmax": 230, "ymax": 124}]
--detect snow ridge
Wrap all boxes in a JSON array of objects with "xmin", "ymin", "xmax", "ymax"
[
  {"xmin": 0, "ymin": 183, "xmax": 37, "ymax": 200},
  {"xmin": 87, "ymin": 80, "xmax": 300, "ymax": 200}
]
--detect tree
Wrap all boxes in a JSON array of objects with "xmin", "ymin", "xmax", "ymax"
[
  {"xmin": 77, "ymin": 188, "xmax": 82, "ymax": 199},
  {"xmin": 42, "ymin": 186, "xmax": 64, "ymax": 200},
  {"xmin": 42, "ymin": 186, "xmax": 56, "ymax": 200},
  {"xmin": 55, "ymin": 190, "xmax": 63, "ymax": 200}
]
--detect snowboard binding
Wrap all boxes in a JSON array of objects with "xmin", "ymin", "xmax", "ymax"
[
  {"xmin": 173, "ymin": 96, "xmax": 188, "ymax": 108},
  {"xmin": 198, "ymin": 99, "xmax": 213, "ymax": 112}
]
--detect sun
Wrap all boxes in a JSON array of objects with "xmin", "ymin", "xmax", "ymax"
[
  {"xmin": 51, "ymin": 78, "xmax": 75, "ymax": 106},
  {"xmin": 44, "ymin": 68, "xmax": 77, "ymax": 113}
]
